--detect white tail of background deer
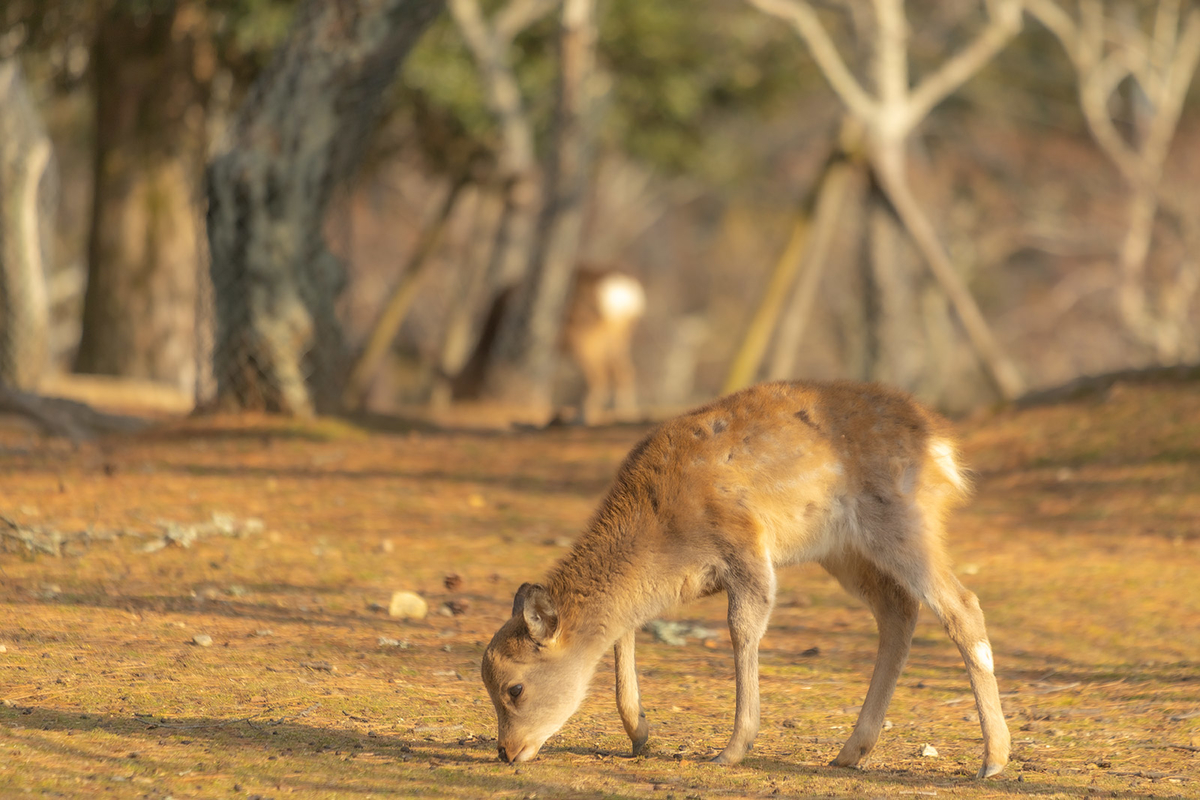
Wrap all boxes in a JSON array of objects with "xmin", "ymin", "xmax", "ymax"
[{"xmin": 482, "ymin": 380, "xmax": 1010, "ymax": 777}]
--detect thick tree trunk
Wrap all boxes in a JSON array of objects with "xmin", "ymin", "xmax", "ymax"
[
  {"xmin": 0, "ymin": 59, "xmax": 55, "ymax": 390},
  {"xmin": 74, "ymin": 4, "xmax": 205, "ymax": 394},
  {"xmin": 483, "ymin": 0, "xmax": 599, "ymax": 411},
  {"xmin": 205, "ymin": 0, "xmax": 444, "ymax": 415}
]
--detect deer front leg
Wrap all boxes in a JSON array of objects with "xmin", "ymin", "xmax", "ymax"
[
  {"xmin": 614, "ymin": 629, "xmax": 649, "ymax": 755},
  {"xmin": 713, "ymin": 561, "xmax": 776, "ymax": 765}
]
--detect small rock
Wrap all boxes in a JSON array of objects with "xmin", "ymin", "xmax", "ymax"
[
  {"xmin": 192, "ymin": 634, "xmax": 213, "ymax": 647},
  {"xmin": 378, "ymin": 539, "xmax": 394, "ymax": 554},
  {"xmin": 920, "ymin": 743, "xmax": 938, "ymax": 757},
  {"xmin": 800, "ymin": 646, "xmax": 820, "ymax": 657},
  {"xmin": 378, "ymin": 637, "xmax": 409, "ymax": 648},
  {"xmin": 388, "ymin": 591, "xmax": 428, "ymax": 620},
  {"xmin": 883, "ymin": 719, "xmax": 894, "ymax": 731},
  {"xmin": 781, "ymin": 719, "xmax": 798, "ymax": 729},
  {"xmin": 250, "ymin": 629, "xmax": 274, "ymax": 638},
  {"xmin": 443, "ymin": 573, "xmax": 463, "ymax": 592},
  {"xmin": 644, "ymin": 620, "xmax": 718, "ymax": 646},
  {"xmin": 0, "ymin": 644, "xmax": 7, "ymax": 654}
]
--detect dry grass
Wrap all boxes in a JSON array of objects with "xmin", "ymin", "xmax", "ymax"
[{"xmin": 1, "ymin": 380, "xmax": 1198, "ymax": 798}]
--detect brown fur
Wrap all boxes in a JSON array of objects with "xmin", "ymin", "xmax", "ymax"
[{"xmin": 482, "ymin": 380, "xmax": 1009, "ymax": 777}]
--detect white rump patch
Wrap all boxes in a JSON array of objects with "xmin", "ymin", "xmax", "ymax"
[
  {"xmin": 973, "ymin": 640, "xmax": 994, "ymax": 673},
  {"xmin": 929, "ymin": 439, "xmax": 967, "ymax": 492},
  {"xmin": 597, "ymin": 274, "xmax": 646, "ymax": 322}
]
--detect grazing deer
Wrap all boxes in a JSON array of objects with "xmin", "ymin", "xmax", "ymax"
[
  {"xmin": 560, "ymin": 267, "xmax": 645, "ymax": 421},
  {"xmin": 481, "ymin": 380, "xmax": 1010, "ymax": 777},
  {"xmin": 451, "ymin": 266, "xmax": 645, "ymax": 421}
]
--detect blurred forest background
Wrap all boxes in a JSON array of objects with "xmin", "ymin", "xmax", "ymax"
[{"xmin": 1, "ymin": 0, "xmax": 1199, "ymax": 427}]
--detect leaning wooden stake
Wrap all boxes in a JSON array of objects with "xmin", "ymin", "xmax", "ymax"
[{"xmin": 341, "ymin": 176, "xmax": 469, "ymax": 410}]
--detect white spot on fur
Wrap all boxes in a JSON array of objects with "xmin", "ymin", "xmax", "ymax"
[
  {"xmin": 929, "ymin": 439, "xmax": 966, "ymax": 492},
  {"xmin": 973, "ymin": 640, "xmax": 994, "ymax": 673},
  {"xmin": 597, "ymin": 274, "xmax": 646, "ymax": 322}
]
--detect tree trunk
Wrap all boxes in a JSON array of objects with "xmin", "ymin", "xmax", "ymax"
[
  {"xmin": 205, "ymin": 0, "xmax": 444, "ymax": 415},
  {"xmin": 482, "ymin": 0, "xmax": 598, "ymax": 412},
  {"xmin": 74, "ymin": 3, "xmax": 206, "ymax": 394},
  {"xmin": 0, "ymin": 59, "xmax": 54, "ymax": 391}
]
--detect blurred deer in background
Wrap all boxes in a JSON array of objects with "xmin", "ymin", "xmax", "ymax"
[
  {"xmin": 560, "ymin": 267, "xmax": 645, "ymax": 421},
  {"xmin": 452, "ymin": 265, "xmax": 645, "ymax": 422}
]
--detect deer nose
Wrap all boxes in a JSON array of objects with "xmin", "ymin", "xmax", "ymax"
[{"xmin": 497, "ymin": 745, "xmax": 510, "ymax": 763}]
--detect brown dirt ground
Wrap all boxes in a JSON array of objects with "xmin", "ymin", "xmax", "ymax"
[{"xmin": 1, "ymin": 381, "xmax": 1198, "ymax": 799}]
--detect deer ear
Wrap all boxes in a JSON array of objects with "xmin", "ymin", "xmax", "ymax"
[
  {"xmin": 512, "ymin": 582, "xmax": 536, "ymax": 617},
  {"xmin": 513, "ymin": 583, "xmax": 559, "ymax": 644}
]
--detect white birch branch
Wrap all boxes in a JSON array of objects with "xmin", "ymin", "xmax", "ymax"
[
  {"xmin": 903, "ymin": 0, "xmax": 1022, "ymax": 131},
  {"xmin": 495, "ymin": 0, "xmax": 560, "ymax": 43},
  {"xmin": 745, "ymin": 0, "xmax": 877, "ymax": 121}
]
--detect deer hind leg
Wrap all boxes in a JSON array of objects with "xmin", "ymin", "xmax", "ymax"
[
  {"xmin": 821, "ymin": 550, "xmax": 920, "ymax": 769},
  {"xmin": 614, "ymin": 629, "xmax": 649, "ymax": 755},
  {"xmin": 570, "ymin": 335, "xmax": 611, "ymax": 424},
  {"xmin": 714, "ymin": 556, "xmax": 776, "ymax": 765},
  {"xmin": 919, "ymin": 567, "xmax": 1010, "ymax": 777},
  {"xmin": 874, "ymin": 514, "xmax": 1011, "ymax": 778}
]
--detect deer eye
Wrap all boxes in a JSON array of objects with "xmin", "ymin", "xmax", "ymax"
[{"xmin": 508, "ymin": 684, "xmax": 524, "ymax": 700}]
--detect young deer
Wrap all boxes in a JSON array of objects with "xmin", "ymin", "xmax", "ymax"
[{"xmin": 482, "ymin": 380, "xmax": 1010, "ymax": 777}]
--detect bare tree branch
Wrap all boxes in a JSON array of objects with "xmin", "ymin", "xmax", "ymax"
[
  {"xmin": 495, "ymin": 0, "xmax": 560, "ymax": 42},
  {"xmin": 904, "ymin": 0, "xmax": 1022, "ymax": 131},
  {"xmin": 448, "ymin": 0, "xmax": 537, "ymax": 173},
  {"xmin": 1032, "ymin": 0, "xmax": 1200, "ymax": 361},
  {"xmin": 746, "ymin": 0, "xmax": 877, "ymax": 121},
  {"xmin": 1024, "ymin": 0, "xmax": 1081, "ymax": 60}
]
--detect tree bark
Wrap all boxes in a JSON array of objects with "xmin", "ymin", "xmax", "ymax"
[
  {"xmin": 74, "ymin": 3, "xmax": 206, "ymax": 394},
  {"xmin": 482, "ymin": 0, "xmax": 599, "ymax": 412},
  {"xmin": 0, "ymin": 59, "xmax": 54, "ymax": 391},
  {"xmin": 205, "ymin": 0, "xmax": 445, "ymax": 416}
]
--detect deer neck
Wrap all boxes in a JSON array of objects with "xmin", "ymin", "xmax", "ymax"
[{"xmin": 545, "ymin": 505, "xmax": 669, "ymax": 659}]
